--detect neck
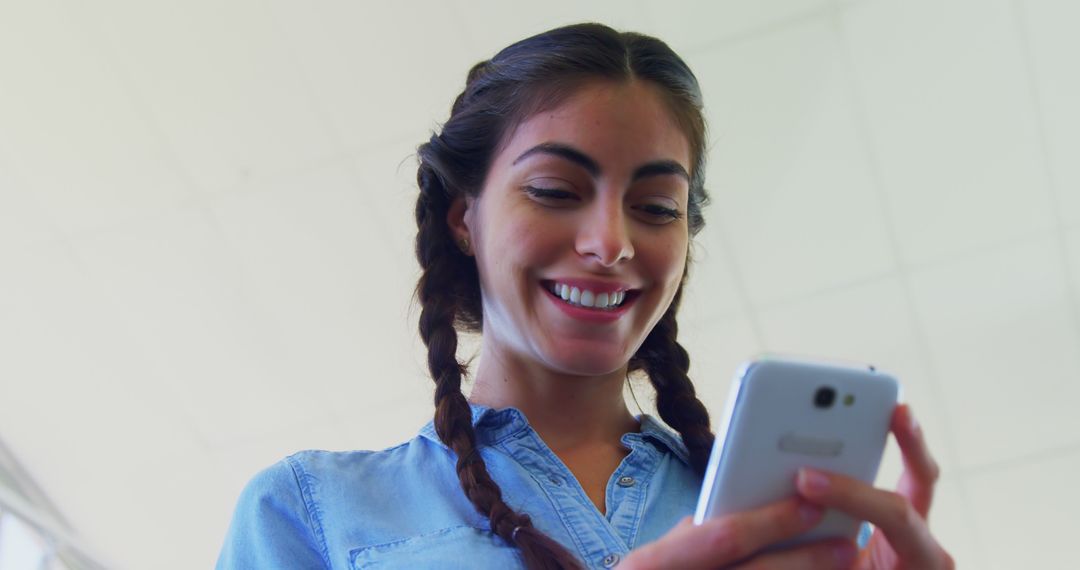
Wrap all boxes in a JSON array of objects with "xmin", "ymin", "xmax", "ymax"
[{"xmin": 466, "ymin": 339, "xmax": 640, "ymax": 453}]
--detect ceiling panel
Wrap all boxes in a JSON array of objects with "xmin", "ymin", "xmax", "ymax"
[
  {"xmin": 0, "ymin": 242, "xmax": 218, "ymax": 570},
  {"xmin": 69, "ymin": 0, "xmax": 343, "ymax": 197},
  {"xmin": 840, "ymin": 0, "xmax": 1055, "ymax": 268},
  {"xmin": 102, "ymin": 464, "xmax": 233, "ymax": 570},
  {"xmin": 924, "ymin": 476, "xmax": 986, "ymax": 569},
  {"xmin": 0, "ymin": 162, "xmax": 59, "ymax": 256},
  {"xmin": 450, "ymin": 0, "xmax": 653, "ymax": 56},
  {"xmin": 207, "ymin": 160, "xmax": 433, "ymax": 428},
  {"xmin": 679, "ymin": 221, "xmax": 749, "ymax": 323},
  {"xmin": 643, "ymin": 0, "xmax": 836, "ymax": 54},
  {"xmin": 676, "ymin": 313, "xmax": 763, "ymax": 422},
  {"xmin": 1017, "ymin": 0, "xmax": 1080, "ymax": 227},
  {"xmin": 70, "ymin": 204, "xmax": 327, "ymax": 446},
  {"xmin": 689, "ymin": 16, "xmax": 895, "ymax": 308},
  {"xmin": 265, "ymin": 0, "xmax": 474, "ymax": 155},
  {"xmin": 1068, "ymin": 227, "xmax": 1080, "ymax": 313},
  {"xmin": 0, "ymin": 1, "xmax": 197, "ymax": 238},
  {"xmin": 965, "ymin": 448, "xmax": 1080, "ymax": 569},
  {"xmin": 907, "ymin": 234, "xmax": 1080, "ymax": 470},
  {"xmin": 348, "ymin": 134, "xmax": 429, "ymax": 285}
]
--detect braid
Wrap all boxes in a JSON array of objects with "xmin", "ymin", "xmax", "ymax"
[
  {"xmin": 415, "ymin": 163, "xmax": 584, "ymax": 570},
  {"xmin": 632, "ymin": 286, "xmax": 715, "ymax": 476}
]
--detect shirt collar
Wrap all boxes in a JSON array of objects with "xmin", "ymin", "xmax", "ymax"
[
  {"xmin": 418, "ymin": 402, "xmax": 691, "ymax": 466},
  {"xmin": 632, "ymin": 414, "xmax": 692, "ymax": 465}
]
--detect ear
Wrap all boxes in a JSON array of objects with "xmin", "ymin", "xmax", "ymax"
[{"xmin": 446, "ymin": 195, "xmax": 473, "ymax": 251}]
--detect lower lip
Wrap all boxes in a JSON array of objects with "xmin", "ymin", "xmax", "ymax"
[{"xmin": 542, "ymin": 284, "xmax": 635, "ymax": 323}]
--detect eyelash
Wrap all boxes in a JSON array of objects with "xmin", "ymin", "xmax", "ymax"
[
  {"xmin": 523, "ymin": 186, "xmax": 684, "ymax": 222},
  {"xmin": 523, "ymin": 186, "xmax": 575, "ymax": 200}
]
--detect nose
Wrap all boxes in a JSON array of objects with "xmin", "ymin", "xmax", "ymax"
[{"xmin": 575, "ymin": 197, "xmax": 634, "ymax": 267}]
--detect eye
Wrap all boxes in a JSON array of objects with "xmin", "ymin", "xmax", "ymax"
[
  {"xmin": 523, "ymin": 185, "xmax": 579, "ymax": 202},
  {"xmin": 634, "ymin": 203, "xmax": 684, "ymax": 223}
]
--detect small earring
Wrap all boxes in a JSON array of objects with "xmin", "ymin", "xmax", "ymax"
[{"xmin": 459, "ymin": 237, "xmax": 471, "ymax": 255}]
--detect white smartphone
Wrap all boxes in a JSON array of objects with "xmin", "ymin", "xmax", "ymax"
[{"xmin": 694, "ymin": 356, "xmax": 900, "ymax": 549}]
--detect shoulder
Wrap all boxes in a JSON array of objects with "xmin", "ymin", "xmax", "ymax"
[
  {"xmin": 233, "ymin": 436, "xmax": 445, "ymax": 523},
  {"xmin": 255, "ymin": 438, "xmax": 505, "ymax": 565},
  {"xmin": 282, "ymin": 436, "xmax": 448, "ymax": 486},
  {"xmin": 219, "ymin": 454, "xmax": 341, "ymax": 568},
  {"xmin": 232, "ymin": 455, "xmax": 309, "ymax": 514},
  {"xmin": 277, "ymin": 436, "xmax": 480, "ymax": 528}
]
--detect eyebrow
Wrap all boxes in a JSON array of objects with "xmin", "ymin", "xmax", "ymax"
[{"xmin": 512, "ymin": 142, "xmax": 690, "ymax": 182}]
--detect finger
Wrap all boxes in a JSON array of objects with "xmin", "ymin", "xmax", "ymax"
[
  {"xmin": 796, "ymin": 468, "xmax": 941, "ymax": 569},
  {"xmin": 891, "ymin": 404, "xmax": 940, "ymax": 516},
  {"xmin": 623, "ymin": 500, "xmax": 825, "ymax": 569},
  {"xmin": 730, "ymin": 539, "xmax": 857, "ymax": 570}
]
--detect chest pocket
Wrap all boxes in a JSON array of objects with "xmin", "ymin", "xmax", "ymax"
[{"xmin": 350, "ymin": 526, "xmax": 525, "ymax": 569}]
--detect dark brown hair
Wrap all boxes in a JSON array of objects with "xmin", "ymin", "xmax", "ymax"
[{"xmin": 414, "ymin": 23, "xmax": 714, "ymax": 570}]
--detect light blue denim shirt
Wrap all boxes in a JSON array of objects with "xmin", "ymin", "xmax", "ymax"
[{"xmin": 216, "ymin": 403, "xmax": 701, "ymax": 569}]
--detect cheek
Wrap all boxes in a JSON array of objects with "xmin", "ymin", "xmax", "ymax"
[
  {"xmin": 484, "ymin": 214, "xmax": 563, "ymax": 278},
  {"xmin": 509, "ymin": 208, "xmax": 565, "ymax": 252},
  {"xmin": 643, "ymin": 234, "xmax": 689, "ymax": 283}
]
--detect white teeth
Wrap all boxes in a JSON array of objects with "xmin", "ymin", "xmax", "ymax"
[{"xmin": 546, "ymin": 281, "xmax": 630, "ymax": 310}]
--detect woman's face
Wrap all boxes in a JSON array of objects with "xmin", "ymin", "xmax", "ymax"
[{"xmin": 457, "ymin": 79, "xmax": 691, "ymax": 376}]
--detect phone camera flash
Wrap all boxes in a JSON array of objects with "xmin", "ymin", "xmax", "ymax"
[{"xmin": 843, "ymin": 394, "xmax": 856, "ymax": 406}]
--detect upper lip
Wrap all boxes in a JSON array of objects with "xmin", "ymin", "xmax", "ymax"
[{"xmin": 541, "ymin": 278, "xmax": 638, "ymax": 294}]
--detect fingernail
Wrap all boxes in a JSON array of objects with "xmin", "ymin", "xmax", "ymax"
[
  {"xmin": 908, "ymin": 406, "xmax": 920, "ymax": 433},
  {"xmin": 833, "ymin": 543, "xmax": 856, "ymax": 568},
  {"xmin": 798, "ymin": 468, "xmax": 830, "ymax": 496},
  {"xmin": 798, "ymin": 502, "xmax": 824, "ymax": 524}
]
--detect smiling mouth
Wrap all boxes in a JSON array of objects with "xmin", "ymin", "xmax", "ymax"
[{"xmin": 540, "ymin": 280, "xmax": 641, "ymax": 311}]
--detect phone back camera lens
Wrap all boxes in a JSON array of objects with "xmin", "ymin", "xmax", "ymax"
[{"xmin": 814, "ymin": 387, "xmax": 836, "ymax": 409}]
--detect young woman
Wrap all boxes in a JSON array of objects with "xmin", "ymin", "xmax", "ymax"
[{"xmin": 217, "ymin": 23, "xmax": 953, "ymax": 570}]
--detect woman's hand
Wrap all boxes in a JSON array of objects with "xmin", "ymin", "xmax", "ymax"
[
  {"xmin": 620, "ymin": 404, "xmax": 953, "ymax": 569},
  {"xmin": 794, "ymin": 404, "xmax": 954, "ymax": 570},
  {"xmin": 618, "ymin": 499, "xmax": 858, "ymax": 569}
]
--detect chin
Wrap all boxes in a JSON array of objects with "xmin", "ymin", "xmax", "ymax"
[{"xmin": 544, "ymin": 344, "xmax": 630, "ymax": 377}]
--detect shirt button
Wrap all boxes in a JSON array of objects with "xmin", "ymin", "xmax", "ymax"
[
  {"xmin": 601, "ymin": 553, "xmax": 621, "ymax": 568},
  {"xmin": 616, "ymin": 475, "xmax": 635, "ymax": 487}
]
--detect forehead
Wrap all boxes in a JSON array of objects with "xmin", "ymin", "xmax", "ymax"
[{"xmin": 496, "ymin": 79, "xmax": 692, "ymax": 173}]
